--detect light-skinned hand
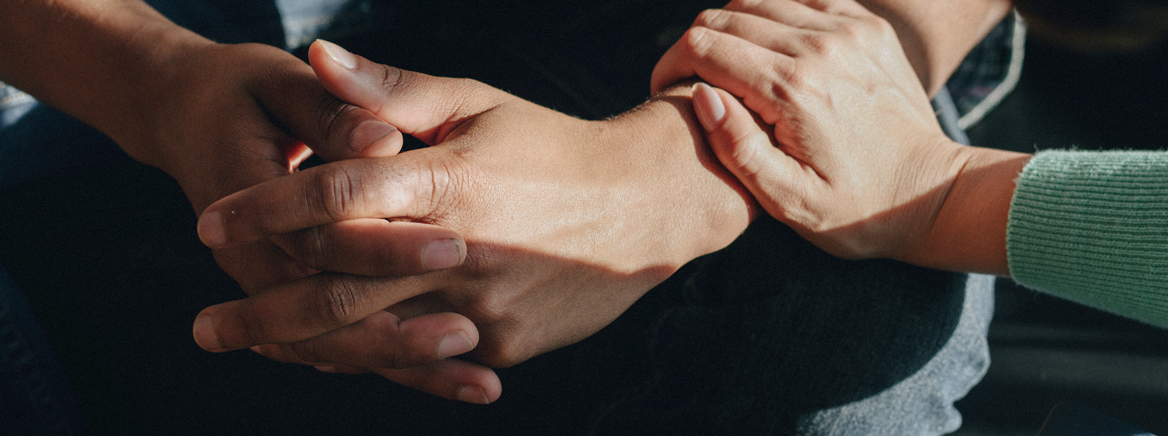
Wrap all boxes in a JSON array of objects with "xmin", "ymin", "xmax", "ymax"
[
  {"xmin": 149, "ymin": 41, "xmax": 494, "ymax": 403},
  {"xmin": 654, "ymin": 0, "xmax": 1028, "ymax": 274},
  {"xmin": 190, "ymin": 40, "xmax": 753, "ymax": 398}
]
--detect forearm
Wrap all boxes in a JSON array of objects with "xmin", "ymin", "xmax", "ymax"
[
  {"xmin": 609, "ymin": 83, "xmax": 758, "ymax": 261},
  {"xmin": 858, "ymin": 0, "xmax": 1012, "ymax": 96},
  {"xmin": 901, "ymin": 145, "xmax": 1030, "ymax": 276},
  {"xmin": 0, "ymin": 0, "xmax": 211, "ymax": 158}
]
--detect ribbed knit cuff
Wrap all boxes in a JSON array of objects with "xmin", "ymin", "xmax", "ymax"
[{"xmin": 1007, "ymin": 150, "xmax": 1168, "ymax": 327}]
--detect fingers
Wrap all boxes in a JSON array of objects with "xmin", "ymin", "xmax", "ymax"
[
  {"xmin": 250, "ymin": 310, "xmax": 477, "ymax": 368},
  {"xmin": 690, "ymin": 83, "xmax": 807, "ymax": 218},
  {"xmin": 269, "ymin": 219, "xmax": 466, "ymax": 276},
  {"xmin": 246, "ymin": 50, "xmax": 403, "ymax": 160},
  {"xmin": 719, "ymin": 1, "xmax": 832, "ymax": 33},
  {"xmin": 310, "ymin": 40, "xmax": 511, "ymax": 145},
  {"xmin": 212, "ymin": 241, "xmax": 317, "ymax": 292},
  {"xmin": 255, "ymin": 320, "xmax": 502, "ymax": 402},
  {"xmin": 196, "ymin": 156, "xmax": 443, "ymax": 249},
  {"xmin": 651, "ymin": 6, "xmax": 817, "ymax": 94},
  {"xmin": 192, "ymin": 272, "xmax": 436, "ymax": 352},
  {"xmin": 372, "ymin": 360, "xmax": 503, "ymax": 404},
  {"xmin": 721, "ymin": 0, "xmax": 869, "ymax": 19},
  {"xmin": 649, "ymin": 0, "xmax": 874, "ymax": 95},
  {"xmin": 653, "ymin": 26, "xmax": 796, "ymax": 124}
]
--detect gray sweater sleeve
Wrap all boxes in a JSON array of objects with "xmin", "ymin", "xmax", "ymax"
[{"xmin": 1007, "ymin": 150, "xmax": 1168, "ymax": 328}]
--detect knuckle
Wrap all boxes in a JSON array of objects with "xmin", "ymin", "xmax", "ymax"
[
  {"xmin": 379, "ymin": 65, "xmax": 408, "ymax": 94},
  {"xmin": 427, "ymin": 163, "xmax": 460, "ymax": 218},
  {"xmin": 835, "ymin": 20, "xmax": 865, "ymax": 41},
  {"xmin": 680, "ymin": 26, "xmax": 715, "ymax": 58},
  {"xmin": 867, "ymin": 16, "xmax": 898, "ymax": 42},
  {"xmin": 404, "ymin": 158, "xmax": 460, "ymax": 222},
  {"xmin": 462, "ymin": 295, "xmax": 507, "ymax": 326},
  {"xmin": 769, "ymin": 60, "xmax": 806, "ymax": 95},
  {"xmin": 800, "ymin": 32, "xmax": 839, "ymax": 57},
  {"xmin": 478, "ymin": 336, "xmax": 526, "ymax": 369},
  {"xmin": 726, "ymin": 132, "xmax": 767, "ymax": 181},
  {"xmin": 319, "ymin": 100, "xmax": 357, "ymax": 148},
  {"xmin": 444, "ymin": 79, "xmax": 497, "ymax": 129},
  {"xmin": 311, "ymin": 166, "xmax": 361, "ymax": 222},
  {"xmin": 312, "ymin": 275, "xmax": 365, "ymax": 327},
  {"xmin": 693, "ymin": 9, "xmax": 727, "ymax": 28},
  {"xmin": 458, "ymin": 294, "xmax": 529, "ymax": 368}
]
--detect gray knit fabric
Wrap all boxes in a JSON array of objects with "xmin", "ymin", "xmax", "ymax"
[{"xmin": 1008, "ymin": 150, "xmax": 1168, "ymax": 327}]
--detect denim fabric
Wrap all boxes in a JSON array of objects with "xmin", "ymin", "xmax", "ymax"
[
  {"xmin": 784, "ymin": 88, "xmax": 993, "ymax": 436},
  {"xmin": 0, "ymin": 82, "xmax": 36, "ymax": 128},
  {"xmin": 794, "ymin": 274, "xmax": 994, "ymax": 436},
  {"xmin": 0, "ymin": 1, "xmax": 1003, "ymax": 434},
  {"xmin": 0, "ymin": 268, "xmax": 88, "ymax": 436}
]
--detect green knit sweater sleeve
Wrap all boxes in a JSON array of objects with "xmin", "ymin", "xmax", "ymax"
[{"xmin": 1007, "ymin": 150, "xmax": 1168, "ymax": 328}]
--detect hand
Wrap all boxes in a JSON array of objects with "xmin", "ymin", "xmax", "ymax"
[
  {"xmin": 127, "ymin": 38, "xmax": 492, "ymax": 398},
  {"xmin": 654, "ymin": 0, "xmax": 1027, "ymax": 274},
  {"xmin": 2, "ymin": 1, "xmax": 490, "ymax": 402},
  {"xmin": 144, "ymin": 41, "xmax": 502, "ymax": 402},
  {"xmin": 191, "ymin": 41, "xmax": 753, "ymax": 377}
]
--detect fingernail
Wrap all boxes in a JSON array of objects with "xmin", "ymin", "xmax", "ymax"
[
  {"xmin": 423, "ymin": 238, "xmax": 463, "ymax": 271},
  {"xmin": 317, "ymin": 39, "xmax": 357, "ymax": 70},
  {"xmin": 349, "ymin": 120, "xmax": 396, "ymax": 153},
  {"xmin": 437, "ymin": 331, "xmax": 474, "ymax": 359},
  {"xmin": 456, "ymin": 385, "xmax": 491, "ymax": 405},
  {"xmin": 691, "ymin": 82, "xmax": 726, "ymax": 131},
  {"xmin": 193, "ymin": 312, "xmax": 225, "ymax": 352},
  {"xmin": 197, "ymin": 211, "xmax": 227, "ymax": 248}
]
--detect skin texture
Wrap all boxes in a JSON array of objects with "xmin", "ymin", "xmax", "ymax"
[
  {"xmin": 198, "ymin": 2, "xmax": 1016, "ymax": 390},
  {"xmin": 193, "ymin": 41, "xmax": 755, "ymax": 399},
  {"xmin": 0, "ymin": 0, "xmax": 484, "ymax": 401},
  {"xmin": 656, "ymin": 0, "xmax": 1031, "ymax": 275},
  {"xmin": 650, "ymin": 0, "xmax": 1013, "ymax": 98},
  {"xmin": 2, "ymin": 0, "xmax": 1018, "ymax": 405}
]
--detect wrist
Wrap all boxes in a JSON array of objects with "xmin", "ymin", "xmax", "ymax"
[
  {"xmin": 902, "ymin": 145, "xmax": 1031, "ymax": 275},
  {"xmin": 0, "ymin": 0, "xmax": 213, "ymax": 168},
  {"xmin": 601, "ymin": 83, "xmax": 757, "ymax": 265},
  {"xmin": 99, "ymin": 26, "xmax": 217, "ymax": 168}
]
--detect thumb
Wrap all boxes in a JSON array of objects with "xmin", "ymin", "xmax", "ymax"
[
  {"xmin": 244, "ymin": 51, "xmax": 403, "ymax": 162},
  {"xmin": 691, "ymin": 83, "xmax": 804, "ymax": 218},
  {"xmin": 310, "ymin": 40, "xmax": 511, "ymax": 145}
]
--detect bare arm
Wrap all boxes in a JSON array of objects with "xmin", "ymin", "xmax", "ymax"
[
  {"xmin": 0, "ymin": 1, "xmax": 501, "ymax": 403},
  {"xmin": 668, "ymin": 0, "xmax": 1030, "ymax": 277},
  {"xmin": 0, "ymin": 1, "xmax": 208, "ymax": 165},
  {"xmin": 859, "ymin": 0, "xmax": 1012, "ymax": 96}
]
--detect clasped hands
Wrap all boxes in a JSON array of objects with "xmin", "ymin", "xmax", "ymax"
[
  {"xmin": 188, "ymin": 40, "xmax": 752, "ymax": 403},
  {"xmin": 183, "ymin": 0, "xmax": 1013, "ymax": 405}
]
